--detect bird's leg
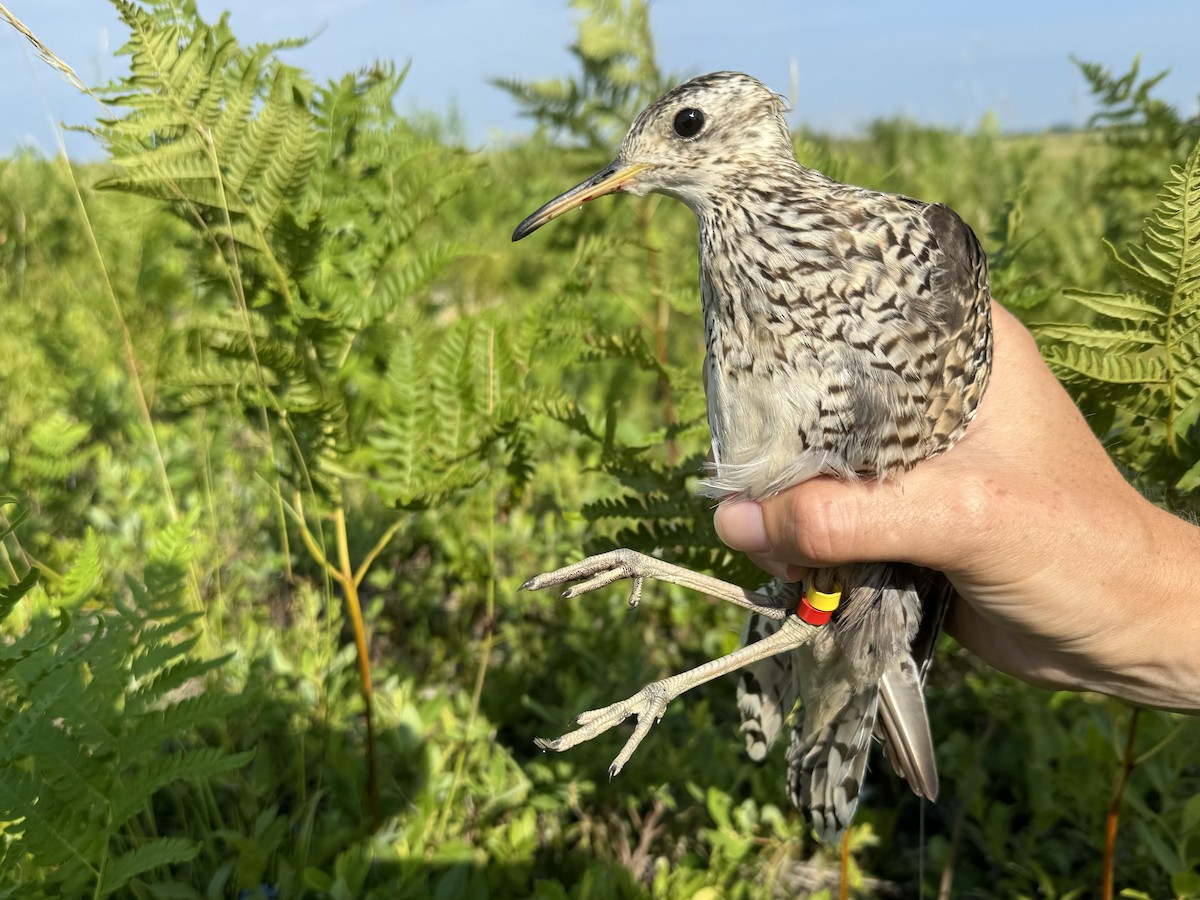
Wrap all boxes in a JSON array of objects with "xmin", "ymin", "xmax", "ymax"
[
  {"xmin": 536, "ymin": 615, "xmax": 817, "ymax": 776},
  {"xmin": 521, "ymin": 548, "xmax": 791, "ymax": 620},
  {"xmin": 523, "ymin": 548, "xmax": 807, "ymax": 773},
  {"xmin": 810, "ymin": 566, "xmax": 841, "ymax": 595}
]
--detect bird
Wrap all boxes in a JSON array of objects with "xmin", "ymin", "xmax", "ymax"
[{"xmin": 512, "ymin": 71, "xmax": 993, "ymax": 842}]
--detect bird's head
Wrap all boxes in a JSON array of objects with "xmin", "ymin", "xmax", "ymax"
[{"xmin": 512, "ymin": 71, "xmax": 793, "ymax": 241}]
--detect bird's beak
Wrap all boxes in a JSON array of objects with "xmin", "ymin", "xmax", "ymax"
[{"xmin": 512, "ymin": 159, "xmax": 653, "ymax": 241}]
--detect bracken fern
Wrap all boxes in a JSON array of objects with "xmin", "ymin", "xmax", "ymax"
[
  {"xmin": 0, "ymin": 512, "xmax": 250, "ymax": 897},
  {"xmin": 1039, "ymin": 136, "xmax": 1200, "ymax": 505}
]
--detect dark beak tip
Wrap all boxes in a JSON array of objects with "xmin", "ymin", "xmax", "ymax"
[{"xmin": 511, "ymin": 217, "xmax": 539, "ymax": 242}]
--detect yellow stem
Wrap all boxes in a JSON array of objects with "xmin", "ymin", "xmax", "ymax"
[
  {"xmin": 335, "ymin": 504, "xmax": 379, "ymax": 825},
  {"xmin": 353, "ymin": 517, "xmax": 407, "ymax": 588},
  {"xmin": 290, "ymin": 500, "xmax": 341, "ymax": 585}
]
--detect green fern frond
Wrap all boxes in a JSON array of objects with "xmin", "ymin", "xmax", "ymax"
[
  {"xmin": 111, "ymin": 747, "xmax": 254, "ymax": 831},
  {"xmin": 0, "ymin": 522, "xmax": 247, "ymax": 892},
  {"xmin": 354, "ymin": 242, "xmax": 466, "ymax": 328},
  {"xmin": 584, "ymin": 328, "xmax": 667, "ymax": 376},
  {"xmin": 96, "ymin": 3, "xmax": 317, "ymax": 243},
  {"xmin": 1060, "ymin": 288, "xmax": 1166, "ymax": 323},
  {"xmin": 124, "ymin": 687, "xmax": 241, "ymax": 754},
  {"xmin": 1034, "ymin": 323, "xmax": 1159, "ymax": 352},
  {"xmin": 1041, "ymin": 136, "xmax": 1200, "ymax": 500},
  {"xmin": 57, "ymin": 532, "xmax": 101, "ymax": 607},
  {"xmin": 99, "ymin": 838, "xmax": 200, "ymax": 897},
  {"xmin": 23, "ymin": 413, "xmax": 94, "ymax": 481},
  {"xmin": 1043, "ymin": 342, "xmax": 1170, "ymax": 386}
]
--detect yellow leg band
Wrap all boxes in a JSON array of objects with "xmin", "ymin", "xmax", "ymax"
[{"xmin": 808, "ymin": 586, "xmax": 842, "ymax": 612}]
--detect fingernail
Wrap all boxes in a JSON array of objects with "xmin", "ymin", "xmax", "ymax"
[{"xmin": 714, "ymin": 501, "xmax": 769, "ymax": 553}]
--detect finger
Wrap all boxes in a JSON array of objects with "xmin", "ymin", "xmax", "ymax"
[
  {"xmin": 713, "ymin": 501, "xmax": 768, "ymax": 553},
  {"xmin": 755, "ymin": 468, "xmax": 981, "ymax": 571},
  {"xmin": 715, "ymin": 464, "xmax": 981, "ymax": 571}
]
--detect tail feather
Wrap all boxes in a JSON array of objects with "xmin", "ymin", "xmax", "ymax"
[
  {"xmin": 738, "ymin": 566, "xmax": 949, "ymax": 841},
  {"xmin": 788, "ymin": 686, "xmax": 880, "ymax": 842}
]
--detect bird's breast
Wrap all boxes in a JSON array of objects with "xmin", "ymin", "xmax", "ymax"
[{"xmin": 696, "ymin": 236, "xmax": 938, "ymax": 500}]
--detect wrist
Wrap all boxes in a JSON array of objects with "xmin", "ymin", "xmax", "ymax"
[{"xmin": 1087, "ymin": 502, "xmax": 1200, "ymax": 712}]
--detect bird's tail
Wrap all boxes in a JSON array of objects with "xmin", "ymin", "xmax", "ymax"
[{"xmin": 788, "ymin": 684, "xmax": 880, "ymax": 843}]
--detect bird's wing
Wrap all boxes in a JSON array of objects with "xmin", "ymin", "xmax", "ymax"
[{"xmin": 876, "ymin": 567, "xmax": 953, "ymax": 799}]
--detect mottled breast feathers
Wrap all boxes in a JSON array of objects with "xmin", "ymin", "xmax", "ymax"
[{"xmin": 698, "ymin": 172, "xmax": 992, "ymax": 500}]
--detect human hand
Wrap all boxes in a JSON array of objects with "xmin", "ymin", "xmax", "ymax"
[{"xmin": 714, "ymin": 304, "xmax": 1200, "ymax": 711}]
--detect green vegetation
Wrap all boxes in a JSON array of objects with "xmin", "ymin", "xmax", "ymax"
[{"xmin": 1, "ymin": 1, "xmax": 1198, "ymax": 896}]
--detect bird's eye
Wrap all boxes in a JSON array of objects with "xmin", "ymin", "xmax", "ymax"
[{"xmin": 673, "ymin": 108, "xmax": 705, "ymax": 139}]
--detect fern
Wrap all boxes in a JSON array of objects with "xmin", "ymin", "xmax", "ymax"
[
  {"xmin": 1040, "ymin": 136, "xmax": 1200, "ymax": 502},
  {"xmin": 95, "ymin": 1, "xmax": 317, "ymax": 235},
  {"xmin": 1077, "ymin": 57, "xmax": 1200, "ymax": 246},
  {"xmin": 363, "ymin": 315, "xmax": 536, "ymax": 508},
  {"xmin": 0, "ymin": 513, "xmax": 251, "ymax": 895},
  {"xmin": 492, "ymin": 0, "xmax": 665, "ymax": 151},
  {"xmin": 19, "ymin": 412, "xmax": 96, "ymax": 482},
  {"xmin": 89, "ymin": 3, "xmax": 518, "ymax": 514}
]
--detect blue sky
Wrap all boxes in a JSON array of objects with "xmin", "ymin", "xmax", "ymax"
[{"xmin": 2, "ymin": 0, "xmax": 1198, "ymax": 159}]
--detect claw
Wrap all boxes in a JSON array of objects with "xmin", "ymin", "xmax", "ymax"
[
  {"xmin": 627, "ymin": 576, "xmax": 643, "ymax": 609},
  {"xmin": 609, "ymin": 699, "xmax": 664, "ymax": 775},
  {"xmin": 561, "ymin": 568, "xmax": 625, "ymax": 598},
  {"xmin": 532, "ymin": 679, "xmax": 676, "ymax": 774}
]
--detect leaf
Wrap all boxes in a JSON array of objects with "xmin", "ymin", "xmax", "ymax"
[
  {"xmin": 1062, "ymin": 288, "xmax": 1165, "ymax": 324},
  {"xmin": 0, "ymin": 567, "xmax": 40, "ymax": 623},
  {"xmin": 1175, "ymin": 872, "xmax": 1200, "ymax": 900},
  {"xmin": 58, "ymin": 531, "xmax": 102, "ymax": 606},
  {"xmin": 1183, "ymin": 791, "xmax": 1200, "ymax": 834},
  {"xmin": 1034, "ymin": 322, "xmax": 1159, "ymax": 351},
  {"xmin": 1043, "ymin": 136, "xmax": 1200, "ymax": 493},
  {"xmin": 100, "ymin": 838, "xmax": 200, "ymax": 896},
  {"xmin": 1042, "ymin": 343, "xmax": 1168, "ymax": 386}
]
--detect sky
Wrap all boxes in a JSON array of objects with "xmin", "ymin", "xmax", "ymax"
[{"xmin": 2, "ymin": 1, "xmax": 1198, "ymax": 159}]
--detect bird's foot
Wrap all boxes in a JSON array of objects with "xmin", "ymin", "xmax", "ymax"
[
  {"xmin": 534, "ymin": 616, "xmax": 816, "ymax": 774},
  {"xmin": 521, "ymin": 548, "xmax": 653, "ymax": 608},
  {"xmin": 535, "ymin": 678, "xmax": 676, "ymax": 777},
  {"xmin": 521, "ymin": 547, "xmax": 789, "ymax": 618}
]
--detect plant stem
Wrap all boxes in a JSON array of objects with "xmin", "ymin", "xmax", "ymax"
[
  {"xmin": 335, "ymin": 503, "xmax": 379, "ymax": 826},
  {"xmin": 839, "ymin": 826, "xmax": 852, "ymax": 900},
  {"xmin": 1102, "ymin": 706, "xmax": 1141, "ymax": 900},
  {"xmin": 58, "ymin": 152, "xmax": 205, "ymax": 617}
]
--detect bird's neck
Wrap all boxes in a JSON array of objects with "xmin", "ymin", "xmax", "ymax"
[{"xmin": 693, "ymin": 166, "xmax": 841, "ymax": 332}]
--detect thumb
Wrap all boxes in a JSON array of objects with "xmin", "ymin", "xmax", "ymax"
[{"xmin": 715, "ymin": 466, "xmax": 979, "ymax": 573}]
